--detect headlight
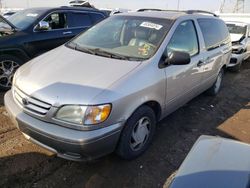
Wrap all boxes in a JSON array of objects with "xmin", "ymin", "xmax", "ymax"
[{"xmin": 55, "ymin": 104, "xmax": 111, "ymax": 125}]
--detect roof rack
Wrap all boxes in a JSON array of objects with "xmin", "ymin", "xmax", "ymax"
[
  {"xmin": 137, "ymin": 9, "xmax": 218, "ymax": 17},
  {"xmin": 185, "ymin": 10, "xmax": 218, "ymax": 17},
  {"xmin": 137, "ymin": 8, "xmax": 163, "ymax": 12}
]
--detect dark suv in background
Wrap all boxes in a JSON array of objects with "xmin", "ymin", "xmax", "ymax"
[{"xmin": 0, "ymin": 6, "xmax": 107, "ymax": 90}]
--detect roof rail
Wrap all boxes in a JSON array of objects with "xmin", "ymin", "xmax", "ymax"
[
  {"xmin": 185, "ymin": 10, "xmax": 218, "ymax": 17},
  {"xmin": 137, "ymin": 8, "xmax": 163, "ymax": 12}
]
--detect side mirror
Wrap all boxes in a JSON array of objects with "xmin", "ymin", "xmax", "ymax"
[
  {"xmin": 159, "ymin": 51, "xmax": 191, "ymax": 68},
  {"xmin": 36, "ymin": 21, "xmax": 49, "ymax": 31},
  {"xmin": 168, "ymin": 51, "xmax": 191, "ymax": 65}
]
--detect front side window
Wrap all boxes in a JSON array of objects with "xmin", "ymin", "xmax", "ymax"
[
  {"xmin": 44, "ymin": 12, "xmax": 67, "ymax": 30},
  {"xmin": 166, "ymin": 20, "xmax": 199, "ymax": 57},
  {"xmin": 68, "ymin": 16, "xmax": 173, "ymax": 61}
]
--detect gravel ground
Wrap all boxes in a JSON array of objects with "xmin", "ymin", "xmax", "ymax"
[{"xmin": 0, "ymin": 62, "xmax": 250, "ymax": 188}]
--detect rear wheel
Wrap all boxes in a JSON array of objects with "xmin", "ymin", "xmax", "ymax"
[
  {"xmin": 206, "ymin": 68, "xmax": 224, "ymax": 96},
  {"xmin": 116, "ymin": 105, "xmax": 156, "ymax": 160},
  {"xmin": 0, "ymin": 55, "xmax": 22, "ymax": 90}
]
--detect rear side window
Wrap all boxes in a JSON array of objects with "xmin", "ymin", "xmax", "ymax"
[
  {"xmin": 70, "ymin": 13, "xmax": 92, "ymax": 27},
  {"xmin": 90, "ymin": 13, "xmax": 105, "ymax": 24},
  {"xmin": 166, "ymin": 20, "xmax": 199, "ymax": 56},
  {"xmin": 198, "ymin": 18, "xmax": 230, "ymax": 50}
]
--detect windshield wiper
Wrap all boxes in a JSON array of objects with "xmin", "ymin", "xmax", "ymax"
[
  {"xmin": 70, "ymin": 43, "xmax": 143, "ymax": 61},
  {"xmin": 92, "ymin": 48, "xmax": 131, "ymax": 60},
  {"xmin": 74, "ymin": 44, "xmax": 96, "ymax": 55}
]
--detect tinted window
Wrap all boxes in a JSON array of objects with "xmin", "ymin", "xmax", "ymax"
[
  {"xmin": 44, "ymin": 12, "xmax": 68, "ymax": 30},
  {"xmin": 166, "ymin": 20, "xmax": 199, "ymax": 56},
  {"xmin": 90, "ymin": 13, "xmax": 105, "ymax": 24},
  {"xmin": 198, "ymin": 18, "xmax": 230, "ymax": 49},
  {"xmin": 71, "ymin": 13, "xmax": 92, "ymax": 27}
]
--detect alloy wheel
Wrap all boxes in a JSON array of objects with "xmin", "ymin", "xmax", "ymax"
[{"xmin": 0, "ymin": 60, "xmax": 19, "ymax": 88}]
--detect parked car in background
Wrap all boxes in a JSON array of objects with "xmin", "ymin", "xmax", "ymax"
[
  {"xmin": 226, "ymin": 22, "xmax": 250, "ymax": 72},
  {"xmin": 99, "ymin": 8, "xmax": 131, "ymax": 16},
  {"xmin": 5, "ymin": 10, "xmax": 231, "ymax": 161},
  {"xmin": 68, "ymin": 0, "xmax": 95, "ymax": 8},
  {"xmin": 0, "ymin": 7, "xmax": 107, "ymax": 90},
  {"xmin": 219, "ymin": 13, "xmax": 250, "ymax": 72},
  {"xmin": 165, "ymin": 136, "xmax": 250, "ymax": 188}
]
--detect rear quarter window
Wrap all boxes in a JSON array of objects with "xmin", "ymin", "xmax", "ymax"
[
  {"xmin": 90, "ymin": 13, "xmax": 105, "ymax": 24},
  {"xmin": 198, "ymin": 18, "xmax": 230, "ymax": 50}
]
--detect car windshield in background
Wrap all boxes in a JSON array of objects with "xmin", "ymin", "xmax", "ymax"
[
  {"xmin": 7, "ymin": 9, "xmax": 43, "ymax": 30},
  {"xmin": 226, "ymin": 24, "xmax": 247, "ymax": 35},
  {"xmin": 0, "ymin": 16, "xmax": 12, "ymax": 30},
  {"xmin": 68, "ymin": 16, "xmax": 173, "ymax": 61}
]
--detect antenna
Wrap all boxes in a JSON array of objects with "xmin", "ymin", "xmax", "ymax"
[
  {"xmin": 177, "ymin": 0, "xmax": 180, "ymax": 10},
  {"xmin": 220, "ymin": 0, "xmax": 226, "ymax": 13},
  {"xmin": 234, "ymin": 0, "xmax": 245, "ymax": 13}
]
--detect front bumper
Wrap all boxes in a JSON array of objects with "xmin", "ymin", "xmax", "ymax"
[
  {"xmin": 4, "ymin": 91, "xmax": 124, "ymax": 161},
  {"xmin": 227, "ymin": 52, "xmax": 248, "ymax": 68}
]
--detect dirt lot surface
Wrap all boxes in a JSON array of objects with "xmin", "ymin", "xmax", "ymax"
[{"xmin": 0, "ymin": 62, "xmax": 250, "ymax": 188}]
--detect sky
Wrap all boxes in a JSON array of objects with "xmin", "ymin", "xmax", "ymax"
[{"xmin": 1, "ymin": 0, "xmax": 250, "ymax": 13}]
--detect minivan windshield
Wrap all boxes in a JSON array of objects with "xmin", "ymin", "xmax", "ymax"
[
  {"xmin": 226, "ymin": 23, "xmax": 247, "ymax": 35},
  {"xmin": 68, "ymin": 16, "xmax": 173, "ymax": 61},
  {"xmin": 7, "ymin": 9, "xmax": 44, "ymax": 30}
]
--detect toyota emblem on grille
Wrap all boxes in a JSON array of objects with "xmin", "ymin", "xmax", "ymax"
[{"xmin": 22, "ymin": 98, "xmax": 29, "ymax": 106}]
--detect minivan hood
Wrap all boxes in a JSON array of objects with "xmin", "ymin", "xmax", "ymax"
[
  {"xmin": 230, "ymin": 33, "xmax": 244, "ymax": 42},
  {"xmin": 15, "ymin": 46, "xmax": 142, "ymax": 106}
]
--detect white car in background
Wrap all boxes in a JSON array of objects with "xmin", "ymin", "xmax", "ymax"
[
  {"xmin": 220, "ymin": 14, "xmax": 250, "ymax": 72},
  {"xmin": 226, "ymin": 21, "xmax": 250, "ymax": 72}
]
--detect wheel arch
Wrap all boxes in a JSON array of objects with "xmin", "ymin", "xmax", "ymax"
[
  {"xmin": 127, "ymin": 100, "xmax": 162, "ymax": 123},
  {"xmin": 0, "ymin": 48, "xmax": 30, "ymax": 63}
]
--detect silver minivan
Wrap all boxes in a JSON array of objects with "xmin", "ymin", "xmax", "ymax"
[{"xmin": 5, "ymin": 10, "xmax": 231, "ymax": 161}]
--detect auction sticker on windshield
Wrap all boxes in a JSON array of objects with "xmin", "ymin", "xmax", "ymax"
[{"xmin": 140, "ymin": 22, "xmax": 163, "ymax": 30}]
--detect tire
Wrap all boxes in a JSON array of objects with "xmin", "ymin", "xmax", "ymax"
[
  {"xmin": 0, "ymin": 55, "xmax": 23, "ymax": 91},
  {"xmin": 116, "ymin": 105, "xmax": 156, "ymax": 160},
  {"xmin": 206, "ymin": 68, "xmax": 224, "ymax": 96}
]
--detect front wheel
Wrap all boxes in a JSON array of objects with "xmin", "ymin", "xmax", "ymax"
[
  {"xmin": 206, "ymin": 68, "xmax": 224, "ymax": 96},
  {"xmin": 0, "ymin": 55, "xmax": 22, "ymax": 91},
  {"xmin": 116, "ymin": 105, "xmax": 156, "ymax": 160}
]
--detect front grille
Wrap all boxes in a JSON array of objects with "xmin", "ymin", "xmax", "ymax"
[
  {"xmin": 13, "ymin": 87, "xmax": 51, "ymax": 116},
  {"xmin": 230, "ymin": 58, "xmax": 237, "ymax": 64}
]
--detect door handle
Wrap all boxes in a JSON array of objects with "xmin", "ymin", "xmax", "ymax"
[
  {"xmin": 63, "ymin": 31, "xmax": 72, "ymax": 35},
  {"xmin": 197, "ymin": 61, "xmax": 204, "ymax": 67}
]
